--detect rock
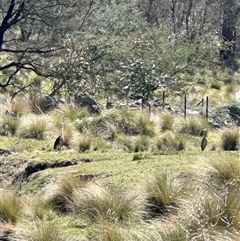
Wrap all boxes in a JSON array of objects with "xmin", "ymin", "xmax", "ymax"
[
  {"xmin": 208, "ymin": 104, "xmax": 240, "ymax": 128},
  {"xmin": 42, "ymin": 95, "xmax": 58, "ymax": 111},
  {"xmin": 74, "ymin": 92, "xmax": 101, "ymax": 114}
]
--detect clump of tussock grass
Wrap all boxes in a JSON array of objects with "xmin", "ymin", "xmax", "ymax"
[
  {"xmin": 78, "ymin": 134, "xmax": 91, "ymax": 153},
  {"xmin": 2, "ymin": 115, "xmax": 20, "ymax": 136},
  {"xmin": 15, "ymin": 220, "xmax": 74, "ymax": 241},
  {"xmin": 204, "ymin": 156, "xmax": 240, "ymax": 186},
  {"xmin": 62, "ymin": 105, "xmax": 90, "ymax": 122},
  {"xmin": 46, "ymin": 173, "xmax": 88, "ymax": 214},
  {"xmin": 19, "ymin": 116, "xmax": 48, "ymax": 139},
  {"xmin": 134, "ymin": 135, "xmax": 150, "ymax": 152},
  {"xmin": 161, "ymin": 111, "xmax": 174, "ymax": 131},
  {"xmin": 180, "ymin": 117, "xmax": 209, "ymax": 136},
  {"xmin": 153, "ymin": 132, "xmax": 185, "ymax": 153},
  {"xmin": 89, "ymin": 109, "xmax": 155, "ymax": 137},
  {"xmin": 221, "ymin": 129, "xmax": 239, "ymax": 151},
  {"xmin": 145, "ymin": 170, "xmax": 188, "ymax": 217},
  {"xmin": 88, "ymin": 222, "xmax": 124, "ymax": 241},
  {"xmin": 182, "ymin": 188, "xmax": 240, "ymax": 236},
  {"xmin": 22, "ymin": 195, "xmax": 56, "ymax": 221},
  {"xmin": 0, "ymin": 189, "xmax": 21, "ymax": 224},
  {"xmin": 116, "ymin": 134, "xmax": 135, "ymax": 152},
  {"xmin": 92, "ymin": 137, "xmax": 113, "ymax": 152},
  {"xmin": 149, "ymin": 222, "xmax": 188, "ymax": 241},
  {"xmin": 72, "ymin": 183, "xmax": 146, "ymax": 224},
  {"xmin": 8, "ymin": 96, "xmax": 30, "ymax": 117}
]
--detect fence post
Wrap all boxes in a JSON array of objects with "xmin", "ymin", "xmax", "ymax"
[
  {"xmin": 184, "ymin": 94, "xmax": 187, "ymax": 118},
  {"xmin": 162, "ymin": 91, "xmax": 165, "ymax": 110},
  {"xmin": 206, "ymin": 96, "xmax": 208, "ymax": 120}
]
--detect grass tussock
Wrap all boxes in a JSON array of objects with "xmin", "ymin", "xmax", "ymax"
[
  {"xmin": 15, "ymin": 220, "xmax": 72, "ymax": 241},
  {"xmin": 184, "ymin": 188, "xmax": 240, "ymax": 234},
  {"xmin": 2, "ymin": 115, "xmax": 20, "ymax": 136},
  {"xmin": 153, "ymin": 132, "xmax": 185, "ymax": 153},
  {"xmin": 78, "ymin": 134, "xmax": 91, "ymax": 153},
  {"xmin": 161, "ymin": 111, "xmax": 174, "ymax": 131},
  {"xmin": 62, "ymin": 106, "xmax": 90, "ymax": 121},
  {"xmin": 73, "ymin": 183, "xmax": 146, "ymax": 224},
  {"xmin": 0, "ymin": 189, "xmax": 21, "ymax": 224},
  {"xmin": 134, "ymin": 135, "xmax": 150, "ymax": 152},
  {"xmin": 205, "ymin": 156, "xmax": 240, "ymax": 186},
  {"xmin": 22, "ymin": 195, "xmax": 56, "ymax": 221},
  {"xmin": 180, "ymin": 117, "xmax": 209, "ymax": 136},
  {"xmin": 145, "ymin": 170, "xmax": 188, "ymax": 217},
  {"xmin": 9, "ymin": 97, "xmax": 30, "ymax": 117},
  {"xmin": 46, "ymin": 173, "xmax": 89, "ymax": 213},
  {"xmin": 221, "ymin": 129, "xmax": 239, "ymax": 151},
  {"xmin": 19, "ymin": 116, "xmax": 48, "ymax": 139}
]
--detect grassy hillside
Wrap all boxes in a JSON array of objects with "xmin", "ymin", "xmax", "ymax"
[{"xmin": 0, "ymin": 91, "xmax": 239, "ymax": 240}]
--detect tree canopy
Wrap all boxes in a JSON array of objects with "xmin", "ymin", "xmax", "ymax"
[{"xmin": 0, "ymin": 0, "xmax": 239, "ymax": 100}]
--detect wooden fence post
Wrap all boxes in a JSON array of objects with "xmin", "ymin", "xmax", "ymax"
[
  {"xmin": 162, "ymin": 91, "xmax": 165, "ymax": 110},
  {"xmin": 184, "ymin": 94, "xmax": 187, "ymax": 118},
  {"xmin": 206, "ymin": 96, "xmax": 209, "ymax": 120}
]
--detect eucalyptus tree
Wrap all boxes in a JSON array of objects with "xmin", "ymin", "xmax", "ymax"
[{"xmin": 0, "ymin": 0, "xmax": 93, "ymax": 98}]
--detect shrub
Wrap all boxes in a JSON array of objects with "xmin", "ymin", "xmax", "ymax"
[
  {"xmin": 180, "ymin": 117, "xmax": 209, "ymax": 136},
  {"xmin": 19, "ymin": 116, "xmax": 47, "ymax": 139},
  {"xmin": 78, "ymin": 134, "xmax": 91, "ymax": 153},
  {"xmin": 72, "ymin": 183, "xmax": 146, "ymax": 224},
  {"xmin": 0, "ymin": 189, "xmax": 21, "ymax": 223},
  {"xmin": 161, "ymin": 111, "xmax": 174, "ymax": 131},
  {"xmin": 74, "ymin": 117, "xmax": 93, "ymax": 133},
  {"xmin": 221, "ymin": 129, "xmax": 239, "ymax": 151}
]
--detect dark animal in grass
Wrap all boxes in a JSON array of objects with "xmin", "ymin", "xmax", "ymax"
[
  {"xmin": 201, "ymin": 129, "xmax": 208, "ymax": 151},
  {"xmin": 54, "ymin": 123, "xmax": 64, "ymax": 151}
]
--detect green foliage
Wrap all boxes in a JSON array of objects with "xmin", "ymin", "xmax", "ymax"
[
  {"xmin": 221, "ymin": 129, "xmax": 239, "ymax": 151},
  {"xmin": 0, "ymin": 189, "xmax": 21, "ymax": 223},
  {"xmin": 132, "ymin": 152, "xmax": 144, "ymax": 161},
  {"xmin": 74, "ymin": 117, "xmax": 93, "ymax": 133}
]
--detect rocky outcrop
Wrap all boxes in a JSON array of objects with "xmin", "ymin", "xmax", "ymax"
[
  {"xmin": 208, "ymin": 104, "xmax": 240, "ymax": 128},
  {"xmin": 74, "ymin": 92, "xmax": 101, "ymax": 114}
]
